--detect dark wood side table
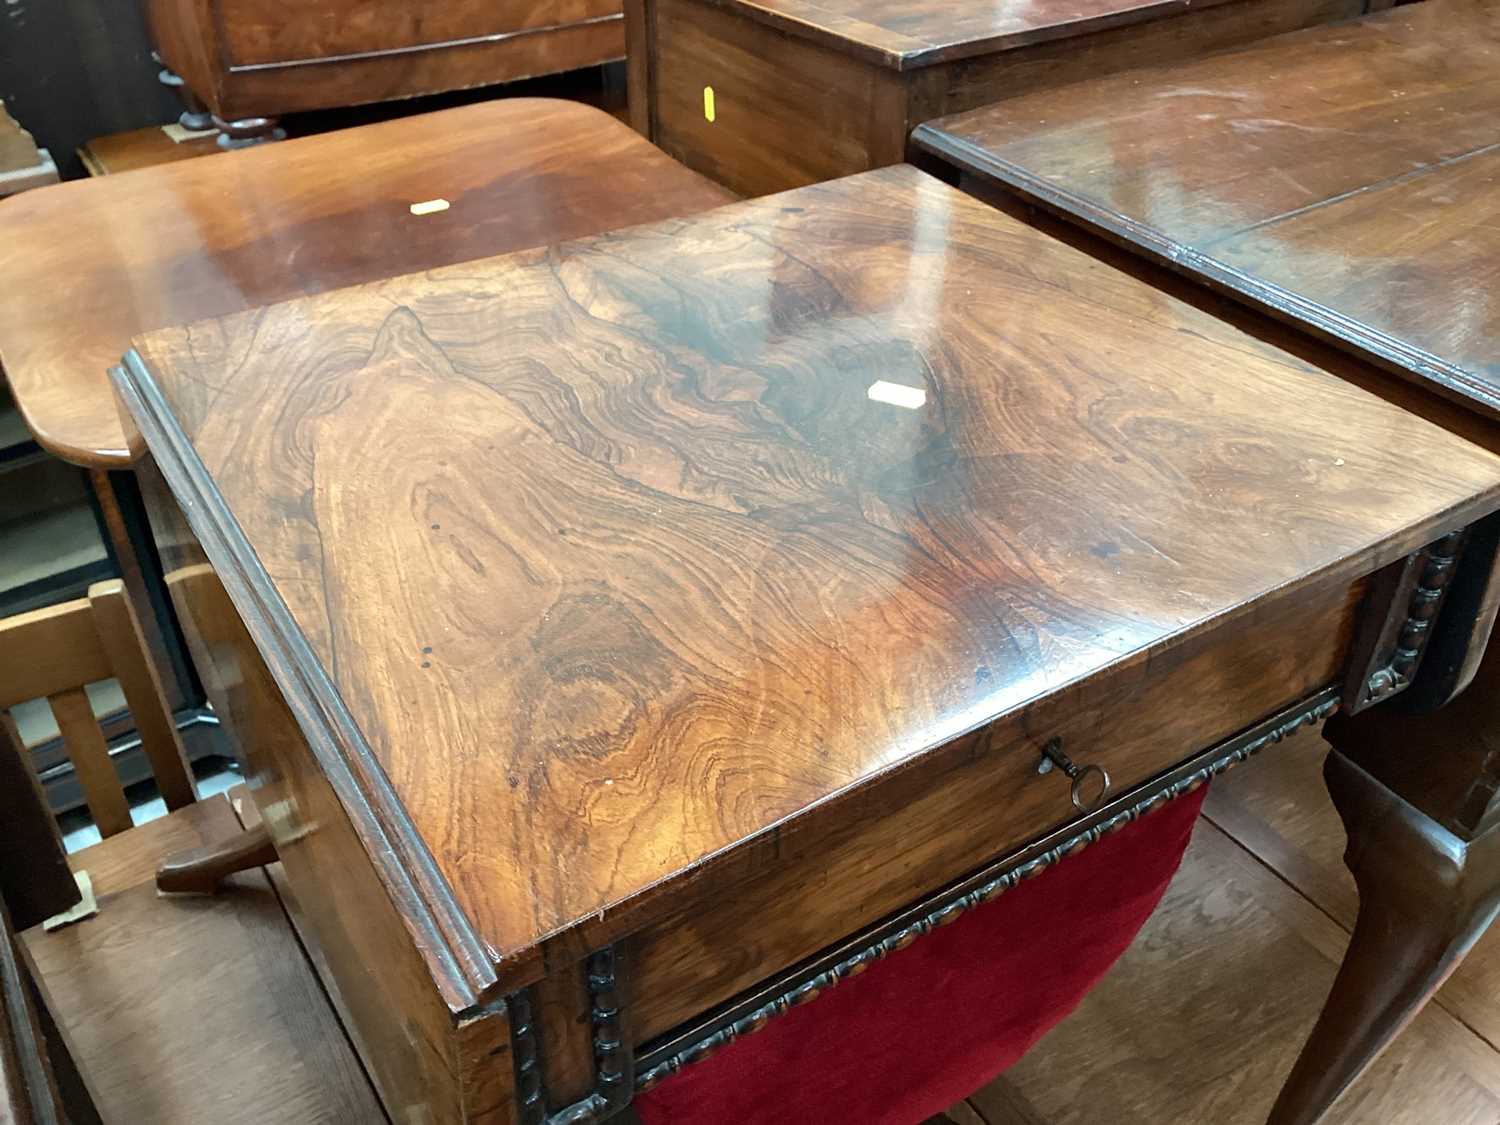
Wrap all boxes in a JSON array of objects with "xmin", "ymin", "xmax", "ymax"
[
  {"xmin": 0, "ymin": 97, "xmax": 732, "ymax": 831},
  {"xmin": 112, "ymin": 163, "xmax": 1500, "ymax": 1123},
  {"xmin": 140, "ymin": 0, "xmax": 626, "ymax": 146},
  {"xmin": 624, "ymin": 0, "xmax": 1379, "ymax": 196},
  {"xmin": 912, "ymin": 1, "xmax": 1500, "ymax": 1118}
]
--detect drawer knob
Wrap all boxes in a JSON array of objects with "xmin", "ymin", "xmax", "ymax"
[{"xmin": 1038, "ymin": 737, "xmax": 1111, "ymax": 812}]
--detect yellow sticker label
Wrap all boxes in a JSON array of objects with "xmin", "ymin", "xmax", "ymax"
[{"xmin": 703, "ymin": 86, "xmax": 716, "ymax": 123}]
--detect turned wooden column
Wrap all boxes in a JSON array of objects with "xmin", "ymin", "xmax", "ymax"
[{"xmin": 1272, "ymin": 516, "xmax": 1500, "ymax": 1124}]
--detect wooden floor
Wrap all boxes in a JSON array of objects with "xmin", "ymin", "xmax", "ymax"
[{"xmin": 937, "ymin": 726, "xmax": 1500, "ymax": 1124}]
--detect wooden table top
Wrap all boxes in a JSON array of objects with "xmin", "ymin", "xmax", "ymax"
[
  {"xmin": 912, "ymin": 0, "xmax": 1500, "ymax": 418},
  {"xmin": 118, "ymin": 165, "xmax": 1500, "ymax": 976},
  {"xmin": 711, "ymin": 0, "xmax": 1294, "ymax": 67},
  {"xmin": 0, "ymin": 98, "xmax": 732, "ymax": 469}
]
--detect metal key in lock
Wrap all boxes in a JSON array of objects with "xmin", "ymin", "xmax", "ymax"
[{"xmin": 1037, "ymin": 737, "xmax": 1111, "ymax": 812}]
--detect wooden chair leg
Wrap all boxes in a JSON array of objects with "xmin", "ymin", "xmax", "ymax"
[
  {"xmin": 89, "ymin": 471, "xmax": 203, "ymax": 710},
  {"xmin": 1268, "ymin": 748, "xmax": 1500, "ymax": 1124},
  {"xmin": 155, "ymin": 824, "xmax": 277, "ymax": 894}
]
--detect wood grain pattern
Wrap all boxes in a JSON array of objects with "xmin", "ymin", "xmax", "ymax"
[
  {"xmin": 120, "ymin": 165, "xmax": 1500, "ymax": 987},
  {"xmin": 211, "ymin": 21, "xmax": 628, "ymax": 120},
  {"xmin": 130, "ymin": 463, "xmax": 511, "ymax": 1125},
  {"xmin": 19, "ymin": 796, "xmax": 386, "ymax": 1125},
  {"xmin": 214, "ymin": 0, "xmax": 620, "ymax": 68},
  {"xmin": 630, "ymin": 0, "xmax": 1364, "ymax": 196},
  {"xmin": 141, "ymin": 0, "xmax": 623, "ymax": 123},
  {"xmin": 1272, "ymin": 744, "xmax": 1500, "ymax": 1122},
  {"xmin": 46, "ymin": 689, "xmax": 132, "ymax": 840},
  {"xmin": 625, "ymin": 588, "xmax": 1358, "ymax": 1045},
  {"xmin": 913, "ymin": 0, "xmax": 1500, "ymax": 417},
  {"xmin": 0, "ymin": 600, "xmax": 113, "ymax": 709},
  {"xmin": 0, "ymin": 98, "xmax": 732, "ymax": 469},
  {"xmin": 649, "ymin": 0, "xmax": 908, "ymax": 192},
  {"xmin": 675, "ymin": 0, "xmax": 1327, "ymax": 67}
]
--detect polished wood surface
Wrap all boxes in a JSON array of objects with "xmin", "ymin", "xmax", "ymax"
[
  {"xmin": 19, "ymin": 794, "xmax": 385, "ymax": 1125},
  {"xmin": 121, "ymin": 164, "xmax": 1500, "ymax": 983},
  {"xmin": 0, "ymin": 98, "xmax": 733, "ymax": 469},
  {"xmin": 691, "ymin": 0, "xmax": 1338, "ymax": 64},
  {"xmin": 143, "ymin": 0, "xmax": 623, "ymax": 132},
  {"xmin": 623, "ymin": 582, "xmax": 1358, "ymax": 1050},
  {"xmin": 627, "ymin": 0, "xmax": 1364, "ymax": 195},
  {"xmin": 912, "ymin": 0, "xmax": 1500, "ymax": 417}
]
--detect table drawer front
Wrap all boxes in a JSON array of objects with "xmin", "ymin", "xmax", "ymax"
[
  {"xmin": 626, "ymin": 572, "xmax": 1363, "ymax": 1046},
  {"xmin": 215, "ymin": 0, "xmax": 623, "ymax": 68}
]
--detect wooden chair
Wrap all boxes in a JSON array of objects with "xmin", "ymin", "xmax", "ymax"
[
  {"xmin": 0, "ymin": 720, "xmax": 95, "ymax": 1125},
  {"xmin": 0, "ymin": 579, "xmax": 195, "ymax": 838},
  {"xmin": 2, "ymin": 582, "xmax": 381, "ymax": 1123},
  {"xmin": 2, "ymin": 894, "xmax": 70, "ymax": 1125}
]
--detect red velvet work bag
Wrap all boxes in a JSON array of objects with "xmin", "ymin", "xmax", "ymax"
[{"xmin": 636, "ymin": 786, "xmax": 1207, "ymax": 1124}]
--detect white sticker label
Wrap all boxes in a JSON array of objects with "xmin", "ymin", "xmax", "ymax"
[
  {"xmin": 409, "ymin": 198, "xmax": 451, "ymax": 216},
  {"xmin": 867, "ymin": 380, "xmax": 927, "ymax": 409}
]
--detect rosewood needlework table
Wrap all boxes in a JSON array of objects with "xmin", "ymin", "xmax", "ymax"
[
  {"xmin": 112, "ymin": 166, "xmax": 1500, "ymax": 1123},
  {"xmin": 915, "ymin": 0, "xmax": 1500, "ymax": 1117}
]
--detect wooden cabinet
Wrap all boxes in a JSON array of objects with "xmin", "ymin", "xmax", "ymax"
[
  {"xmin": 625, "ymin": 0, "xmax": 1372, "ymax": 197},
  {"xmin": 142, "ymin": 0, "xmax": 625, "ymax": 143}
]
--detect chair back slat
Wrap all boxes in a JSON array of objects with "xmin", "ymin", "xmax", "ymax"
[
  {"xmin": 87, "ymin": 583, "xmax": 194, "ymax": 811},
  {"xmin": 0, "ymin": 599, "xmax": 111, "ymax": 711},
  {"xmin": 1, "ymin": 579, "xmax": 197, "ymax": 839},
  {"xmin": 47, "ymin": 687, "xmax": 132, "ymax": 838}
]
